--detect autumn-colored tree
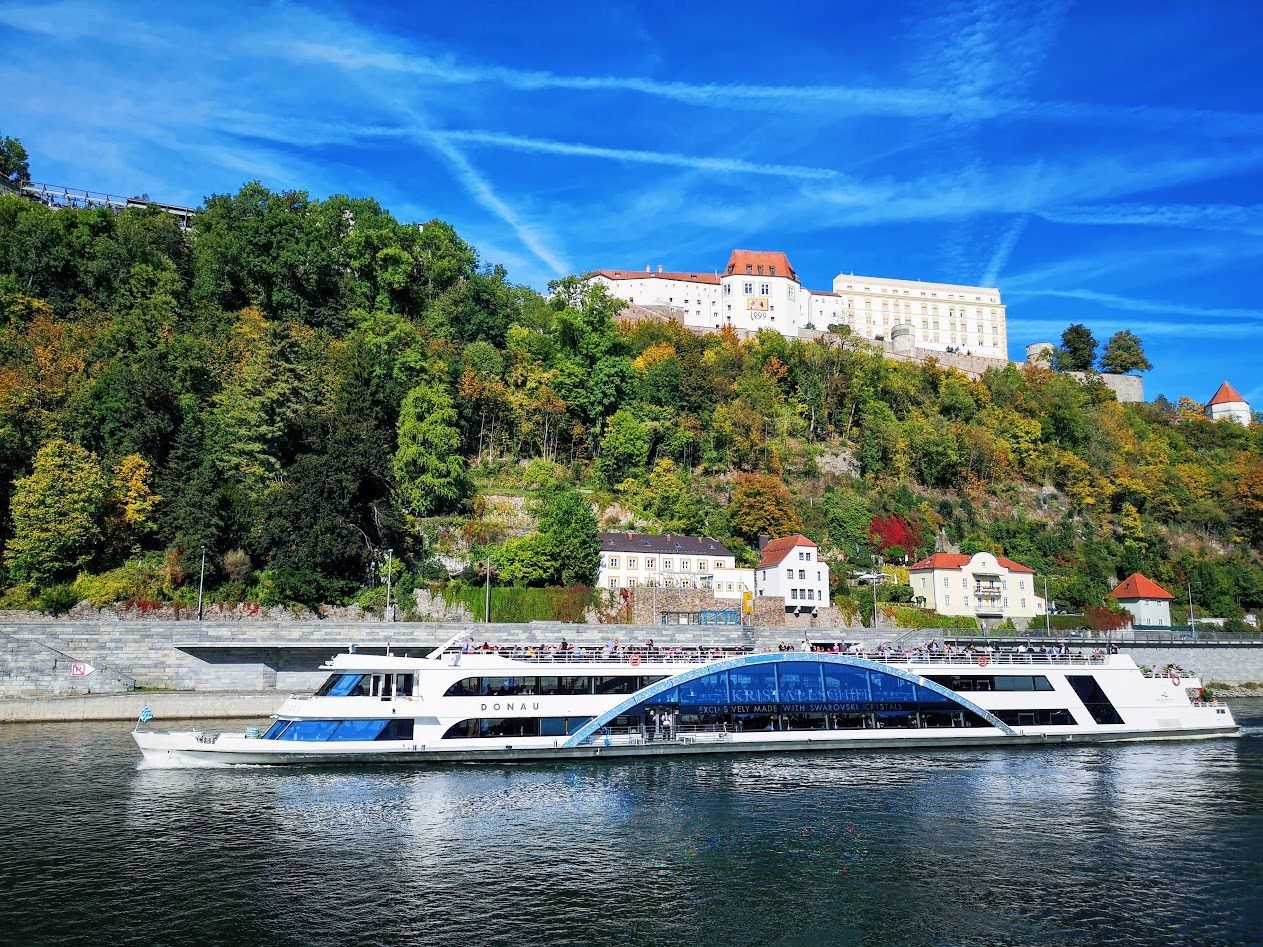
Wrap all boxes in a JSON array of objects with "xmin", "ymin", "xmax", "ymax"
[{"xmin": 729, "ymin": 473, "xmax": 801, "ymax": 542}]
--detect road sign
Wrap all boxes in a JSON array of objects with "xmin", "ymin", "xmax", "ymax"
[{"xmin": 69, "ymin": 662, "xmax": 95, "ymax": 678}]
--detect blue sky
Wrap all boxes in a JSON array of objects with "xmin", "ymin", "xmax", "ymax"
[{"xmin": 3, "ymin": 0, "xmax": 1262, "ymax": 405}]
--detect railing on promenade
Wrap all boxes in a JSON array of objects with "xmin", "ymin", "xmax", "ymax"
[{"xmin": 945, "ymin": 626, "xmax": 1262, "ymax": 646}]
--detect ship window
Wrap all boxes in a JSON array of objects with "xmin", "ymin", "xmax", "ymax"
[
  {"xmin": 593, "ymin": 676, "xmax": 639, "ymax": 695},
  {"xmin": 269, "ymin": 719, "xmax": 413, "ymax": 741},
  {"xmin": 262, "ymin": 719, "xmax": 290, "ymax": 739},
  {"xmin": 540, "ymin": 716, "xmax": 594, "ymax": 737},
  {"xmin": 1066, "ymin": 676, "xmax": 1125, "ymax": 725},
  {"xmin": 277, "ymin": 720, "xmax": 339, "ymax": 741},
  {"xmin": 993, "ymin": 709, "xmax": 1075, "ymax": 726},
  {"xmin": 316, "ymin": 673, "xmax": 369, "ymax": 697},
  {"xmin": 329, "ymin": 719, "xmax": 389, "ymax": 741},
  {"xmin": 444, "ymin": 677, "xmax": 482, "ymax": 697},
  {"xmin": 443, "ymin": 718, "xmax": 543, "ymax": 739}
]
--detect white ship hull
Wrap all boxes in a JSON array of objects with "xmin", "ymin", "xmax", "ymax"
[{"xmin": 133, "ymin": 645, "xmax": 1238, "ymax": 767}]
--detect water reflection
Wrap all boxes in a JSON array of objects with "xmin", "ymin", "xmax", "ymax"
[{"xmin": 0, "ymin": 704, "xmax": 1259, "ymax": 946}]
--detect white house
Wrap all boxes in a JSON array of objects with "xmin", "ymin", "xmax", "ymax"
[
  {"xmin": 1110, "ymin": 573, "xmax": 1174, "ymax": 627},
  {"xmin": 909, "ymin": 552, "xmax": 1045, "ymax": 623},
  {"xmin": 589, "ymin": 249, "xmax": 1007, "ymax": 358},
  {"xmin": 1206, "ymin": 381, "xmax": 1251, "ymax": 425},
  {"xmin": 755, "ymin": 534, "xmax": 831, "ymax": 611},
  {"xmin": 598, "ymin": 533, "xmax": 751, "ymax": 597}
]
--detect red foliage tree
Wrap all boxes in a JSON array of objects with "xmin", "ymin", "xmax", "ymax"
[{"xmin": 867, "ymin": 515, "xmax": 921, "ymax": 554}]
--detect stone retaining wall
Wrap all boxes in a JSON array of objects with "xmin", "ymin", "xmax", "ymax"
[{"xmin": 3, "ymin": 620, "xmax": 1263, "ymax": 701}]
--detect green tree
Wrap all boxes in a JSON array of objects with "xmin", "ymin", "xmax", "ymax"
[
  {"xmin": 0, "ymin": 135, "xmax": 30, "ymax": 187},
  {"xmin": 1054, "ymin": 324, "xmax": 1098, "ymax": 372},
  {"xmin": 536, "ymin": 486, "xmax": 601, "ymax": 586},
  {"xmin": 823, "ymin": 489, "xmax": 872, "ymax": 554},
  {"xmin": 1099, "ymin": 330, "xmax": 1152, "ymax": 374},
  {"xmin": 393, "ymin": 382, "xmax": 469, "ymax": 516},
  {"xmin": 597, "ymin": 408, "xmax": 652, "ymax": 486},
  {"xmin": 6, "ymin": 438, "xmax": 106, "ymax": 584}
]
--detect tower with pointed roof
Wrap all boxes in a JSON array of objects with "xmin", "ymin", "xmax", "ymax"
[{"xmin": 1206, "ymin": 381, "xmax": 1251, "ymax": 425}]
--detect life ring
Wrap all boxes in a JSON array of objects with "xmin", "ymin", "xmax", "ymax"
[
  {"xmin": 1167, "ymin": 671, "xmax": 1181, "ymax": 687},
  {"xmin": 977, "ymin": 655, "xmax": 989, "ymax": 667},
  {"xmin": 629, "ymin": 653, "xmax": 642, "ymax": 667}
]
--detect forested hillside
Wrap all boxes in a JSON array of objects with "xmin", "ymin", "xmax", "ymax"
[{"xmin": 0, "ymin": 180, "xmax": 1260, "ymax": 623}]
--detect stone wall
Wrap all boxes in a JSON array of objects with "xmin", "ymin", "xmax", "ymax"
[
  {"xmin": 0, "ymin": 631, "xmax": 134, "ymax": 698},
  {"xmin": 4, "ymin": 620, "xmax": 1263, "ymax": 700}
]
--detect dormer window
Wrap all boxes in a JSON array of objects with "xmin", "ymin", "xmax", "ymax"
[
  {"xmin": 746, "ymin": 265, "xmax": 753, "ymax": 274},
  {"xmin": 757, "ymin": 265, "xmax": 764, "ymax": 275},
  {"xmin": 770, "ymin": 266, "xmax": 776, "ymax": 276}
]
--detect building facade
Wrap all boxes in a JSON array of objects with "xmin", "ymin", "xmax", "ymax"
[
  {"xmin": 755, "ymin": 535, "xmax": 831, "ymax": 611},
  {"xmin": 1110, "ymin": 573, "xmax": 1174, "ymax": 627},
  {"xmin": 589, "ymin": 249, "xmax": 1007, "ymax": 358},
  {"xmin": 598, "ymin": 533, "xmax": 745, "ymax": 593},
  {"xmin": 1206, "ymin": 381, "xmax": 1251, "ymax": 425},
  {"xmin": 909, "ymin": 552, "xmax": 1045, "ymax": 623}
]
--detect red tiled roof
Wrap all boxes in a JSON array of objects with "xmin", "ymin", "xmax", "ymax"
[
  {"xmin": 1110, "ymin": 573, "xmax": 1174, "ymax": 601},
  {"xmin": 724, "ymin": 250, "xmax": 798, "ymax": 282},
  {"xmin": 756, "ymin": 534, "xmax": 818, "ymax": 569},
  {"xmin": 909, "ymin": 552, "xmax": 1034, "ymax": 574},
  {"xmin": 590, "ymin": 269, "xmax": 720, "ymax": 285},
  {"xmin": 1208, "ymin": 380, "xmax": 1247, "ymax": 406}
]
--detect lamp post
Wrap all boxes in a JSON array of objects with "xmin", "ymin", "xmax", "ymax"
[
  {"xmin": 1187, "ymin": 581, "xmax": 1197, "ymax": 643},
  {"xmin": 196, "ymin": 547, "xmax": 206, "ymax": 621},
  {"xmin": 384, "ymin": 548, "xmax": 394, "ymax": 622},
  {"xmin": 484, "ymin": 552, "xmax": 491, "ymax": 624}
]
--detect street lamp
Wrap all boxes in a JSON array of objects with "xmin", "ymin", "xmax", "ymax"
[
  {"xmin": 196, "ymin": 546, "xmax": 207, "ymax": 621},
  {"xmin": 384, "ymin": 548, "xmax": 394, "ymax": 622}
]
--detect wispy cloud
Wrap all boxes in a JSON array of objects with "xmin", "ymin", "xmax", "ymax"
[
  {"xmin": 439, "ymin": 130, "xmax": 839, "ymax": 181},
  {"xmin": 1008, "ymin": 287, "xmax": 1263, "ymax": 323},
  {"xmin": 277, "ymin": 38, "xmax": 1263, "ymax": 138},
  {"xmin": 980, "ymin": 215, "xmax": 1030, "ymax": 285},
  {"xmin": 1038, "ymin": 203, "xmax": 1263, "ymax": 235},
  {"xmin": 421, "ymin": 131, "xmax": 570, "ymax": 275}
]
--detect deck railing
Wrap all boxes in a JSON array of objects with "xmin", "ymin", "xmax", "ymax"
[{"xmin": 447, "ymin": 646, "xmax": 1106, "ymax": 668}]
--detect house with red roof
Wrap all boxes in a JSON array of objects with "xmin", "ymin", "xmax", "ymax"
[
  {"xmin": 1205, "ymin": 381, "xmax": 1251, "ymax": 425},
  {"xmin": 1110, "ymin": 573, "xmax": 1174, "ymax": 627},
  {"xmin": 908, "ymin": 551, "xmax": 1045, "ymax": 626},
  {"xmin": 755, "ymin": 534, "xmax": 831, "ymax": 612}
]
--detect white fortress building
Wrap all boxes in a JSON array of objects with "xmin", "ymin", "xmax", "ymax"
[{"xmin": 589, "ymin": 249, "xmax": 1007, "ymax": 359}]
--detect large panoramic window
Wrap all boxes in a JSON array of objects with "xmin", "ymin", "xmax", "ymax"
[
  {"xmin": 265, "ymin": 719, "xmax": 414, "ymax": 741},
  {"xmin": 927, "ymin": 675, "xmax": 1055, "ymax": 693},
  {"xmin": 1066, "ymin": 676, "xmax": 1125, "ymax": 725}
]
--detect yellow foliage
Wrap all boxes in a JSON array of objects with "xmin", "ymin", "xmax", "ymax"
[
  {"xmin": 111, "ymin": 454, "xmax": 161, "ymax": 528},
  {"xmin": 632, "ymin": 343, "xmax": 676, "ymax": 373}
]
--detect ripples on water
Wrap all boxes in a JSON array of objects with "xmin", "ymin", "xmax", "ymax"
[{"xmin": 2, "ymin": 704, "xmax": 1262, "ymax": 947}]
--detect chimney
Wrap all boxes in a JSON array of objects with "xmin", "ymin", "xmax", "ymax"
[
  {"xmin": 758, "ymin": 533, "xmax": 770, "ymax": 551},
  {"xmin": 645, "ymin": 265, "xmax": 651, "ymax": 273},
  {"xmin": 658, "ymin": 264, "xmax": 663, "ymax": 273}
]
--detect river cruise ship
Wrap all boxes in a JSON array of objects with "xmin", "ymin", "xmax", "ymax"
[{"xmin": 133, "ymin": 638, "xmax": 1237, "ymax": 766}]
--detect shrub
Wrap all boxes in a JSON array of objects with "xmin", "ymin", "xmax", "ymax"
[{"xmin": 37, "ymin": 584, "xmax": 80, "ymax": 615}]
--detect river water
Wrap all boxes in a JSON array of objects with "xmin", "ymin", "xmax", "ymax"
[{"xmin": 2, "ymin": 703, "xmax": 1261, "ymax": 947}]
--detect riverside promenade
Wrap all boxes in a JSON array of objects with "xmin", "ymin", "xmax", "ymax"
[{"xmin": 3, "ymin": 619, "xmax": 1263, "ymax": 720}]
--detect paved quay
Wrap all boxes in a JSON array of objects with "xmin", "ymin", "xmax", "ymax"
[{"xmin": 0, "ymin": 690, "xmax": 282, "ymax": 723}]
